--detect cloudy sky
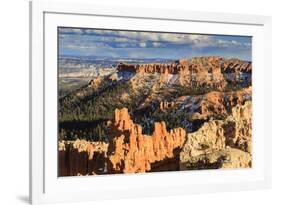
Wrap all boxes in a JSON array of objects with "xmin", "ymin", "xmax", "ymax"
[{"xmin": 58, "ymin": 27, "xmax": 252, "ymax": 61}]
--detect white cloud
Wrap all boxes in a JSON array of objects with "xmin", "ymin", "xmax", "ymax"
[
  {"xmin": 122, "ymin": 32, "xmax": 211, "ymax": 45},
  {"xmin": 152, "ymin": 42, "xmax": 162, "ymax": 47},
  {"xmin": 217, "ymin": 39, "xmax": 251, "ymax": 48},
  {"xmin": 59, "ymin": 28, "xmax": 251, "ymax": 52},
  {"xmin": 64, "ymin": 42, "xmax": 111, "ymax": 49},
  {"xmin": 139, "ymin": 42, "xmax": 147, "ymax": 47},
  {"xmin": 59, "ymin": 28, "xmax": 213, "ymax": 45}
]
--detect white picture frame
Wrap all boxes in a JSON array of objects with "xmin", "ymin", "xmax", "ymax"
[{"xmin": 29, "ymin": 1, "xmax": 272, "ymax": 204}]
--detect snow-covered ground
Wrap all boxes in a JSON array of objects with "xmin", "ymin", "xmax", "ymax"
[{"xmin": 167, "ymin": 74, "xmax": 179, "ymax": 84}]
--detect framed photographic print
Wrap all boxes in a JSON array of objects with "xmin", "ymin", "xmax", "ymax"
[{"xmin": 30, "ymin": 1, "xmax": 272, "ymax": 204}]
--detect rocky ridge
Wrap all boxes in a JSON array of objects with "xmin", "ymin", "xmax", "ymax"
[
  {"xmin": 179, "ymin": 101, "xmax": 252, "ymax": 170},
  {"xmin": 117, "ymin": 57, "xmax": 251, "ymax": 74},
  {"xmin": 158, "ymin": 86, "xmax": 251, "ymax": 116},
  {"xmin": 117, "ymin": 56, "xmax": 252, "ymax": 89}
]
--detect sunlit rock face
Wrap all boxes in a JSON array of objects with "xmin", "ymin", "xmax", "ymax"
[
  {"xmin": 224, "ymin": 101, "xmax": 252, "ymax": 153},
  {"xmin": 180, "ymin": 101, "xmax": 252, "ymax": 170},
  {"xmin": 117, "ymin": 56, "xmax": 251, "ymax": 89},
  {"xmin": 190, "ymin": 86, "xmax": 252, "ymax": 120},
  {"xmin": 107, "ymin": 108, "xmax": 186, "ymax": 173}
]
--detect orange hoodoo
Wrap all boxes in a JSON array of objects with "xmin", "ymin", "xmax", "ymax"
[{"xmin": 108, "ymin": 108, "xmax": 186, "ymax": 173}]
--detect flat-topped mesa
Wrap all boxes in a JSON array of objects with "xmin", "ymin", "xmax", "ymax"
[
  {"xmin": 117, "ymin": 62, "xmax": 185, "ymax": 74},
  {"xmin": 117, "ymin": 57, "xmax": 252, "ymax": 74},
  {"xmin": 108, "ymin": 108, "xmax": 186, "ymax": 173},
  {"xmin": 116, "ymin": 57, "xmax": 251, "ymax": 89}
]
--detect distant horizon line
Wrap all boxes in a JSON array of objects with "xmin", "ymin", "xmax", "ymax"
[{"xmin": 58, "ymin": 54, "xmax": 252, "ymax": 62}]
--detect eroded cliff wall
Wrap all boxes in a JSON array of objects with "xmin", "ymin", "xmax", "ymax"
[
  {"xmin": 107, "ymin": 108, "xmax": 186, "ymax": 173},
  {"xmin": 117, "ymin": 57, "xmax": 251, "ymax": 89}
]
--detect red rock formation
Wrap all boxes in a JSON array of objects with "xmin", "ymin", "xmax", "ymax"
[
  {"xmin": 117, "ymin": 57, "xmax": 251, "ymax": 89},
  {"xmin": 58, "ymin": 140, "xmax": 108, "ymax": 176},
  {"xmin": 188, "ymin": 57, "xmax": 227, "ymax": 88},
  {"xmin": 187, "ymin": 87, "xmax": 252, "ymax": 120},
  {"xmin": 114, "ymin": 108, "xmax": 134, "ymax": 130},
  {"xmin": 107, "ymin": 108, "xmax": 186, "ymax": 173}
]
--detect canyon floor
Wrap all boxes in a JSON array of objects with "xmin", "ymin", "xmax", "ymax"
[{"xmin": 58, "ymin": 56, "xmax": 252, "ymax": 176}]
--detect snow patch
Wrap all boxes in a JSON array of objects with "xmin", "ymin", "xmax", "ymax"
[{"xmin": 167, "ymin": 74, "xmax": 179, "ymax": 84}]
